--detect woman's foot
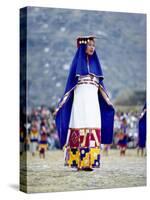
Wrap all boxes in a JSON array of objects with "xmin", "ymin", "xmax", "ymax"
[
  {"xmin": 83, "ymin": 168, "xmax": 93, "ymax": 171},
  {"xmin": 77, "ymin": 167, "xmax": 93, "ymax": 171}
]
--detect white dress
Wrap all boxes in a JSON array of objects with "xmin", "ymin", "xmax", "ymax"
[{"xmin": 69, "ymin": 75, "xmax": 101, "ymax": 129}]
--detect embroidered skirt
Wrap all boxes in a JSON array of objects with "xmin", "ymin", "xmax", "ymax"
[
  {"xmin": 65, "ymin": 82, "xmax": 101, "ymax": 169},
  {"xmin": 64, "ymin": 128, "xmax": 101, "ymax": 169}
]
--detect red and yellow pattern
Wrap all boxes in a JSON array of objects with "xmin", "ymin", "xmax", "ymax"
[{"xmin": 64, "ymin": 128, "xmax": 101, "ymax": 169}]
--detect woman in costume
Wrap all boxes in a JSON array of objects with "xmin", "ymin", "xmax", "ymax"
[
  {"xmin": 117, "ymin": 118, "xmax": 128, "ymax": 156},
  {"xmin": 137, "ymin": 104, "xmax": 146, "ymax": 156},
  {"xmin": 38, "ymin": 126, "xmax": 48, "ymax": 159},
  {"xmin": 54, "ymin": 36, "xmax": 115, "ymax": 171},
  {"xmin": 29, "ymin": 124, "xmax": 39, "ymax": 156}
]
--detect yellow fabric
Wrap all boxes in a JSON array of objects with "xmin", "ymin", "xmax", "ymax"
[
  {"xmin": 80, "ymin": 150, "xmax": 91, "ymax": 168},
  {"xmin": 30, "ymin": 131, "xmax": 38, "ymax": 137},
  {"xmin": 66, "ymin": 147, "xmax": 100, "ymax": 168},
  {"xmin": 67, "ymin": 149, "xmax": 80, "ymax": 167},
  {"xmin": 38, "ymin": 144, "xmax": 48, "ymax": 151},
  {"xmin": 90, "ymin": 148, "xmax": 100, "ymax": 166}
]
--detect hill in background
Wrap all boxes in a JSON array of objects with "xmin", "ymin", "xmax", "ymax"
[{"xmin": 20, "ymin": 7, "xmax": 146, "ymax": 108}]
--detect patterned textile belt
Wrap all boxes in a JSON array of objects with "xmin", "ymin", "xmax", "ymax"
[{"xmin": 77, "ymin": 80, "xmax": 99, "ymax": 88}]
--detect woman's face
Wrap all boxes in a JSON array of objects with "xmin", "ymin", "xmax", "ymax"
[{"xmin": 86, "ymin": 39, "xmax": 95, "ymax": 56}]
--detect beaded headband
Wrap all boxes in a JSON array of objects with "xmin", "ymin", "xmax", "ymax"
[{"xmin": 76, "ymin": 35, "xmax": 96, "ymax": 48}]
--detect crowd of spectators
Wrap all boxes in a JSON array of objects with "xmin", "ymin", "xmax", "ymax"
[
  {"xmin": 20, "ymin": 105, "xmax": 60, "ymax": 156},
  {"xmin": 20, "ymin": 106, "xmax": 141, "ymax": 156}
]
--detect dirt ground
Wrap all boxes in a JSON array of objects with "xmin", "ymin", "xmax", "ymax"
[{"xmin": 20, "ymin": 149, "xmax": 146, "ymax": 193}]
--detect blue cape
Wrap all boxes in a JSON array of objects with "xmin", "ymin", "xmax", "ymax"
[
  {"xmin": 55, "ymin": 44, "xmax": 115, "ymax": 148},
  {"xmin": 138, "ymin": 103, "xmax": 146, "ymax": 148}
]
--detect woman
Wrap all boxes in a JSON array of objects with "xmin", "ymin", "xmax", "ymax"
[
  {"xmin": 54, "ymin": 36, "xmax": 115, "ymax": 171},
  {"xmin": 29, "ymin": 124, "xmax": 39, "ymax": 156},
  {"xmin": 117, "ymin": 118, "xmax": 128, "ymax": 156},
  {"xmin": 38, "ymin": 126, "xmax": 48, "ymax": 159}
]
